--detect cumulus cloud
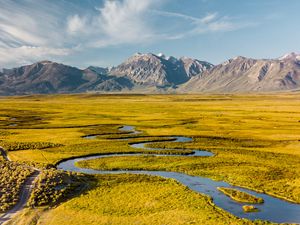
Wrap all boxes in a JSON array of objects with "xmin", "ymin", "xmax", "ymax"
[
  {"xmin": 93, "ymin": 0, "xmax": 156, "ymax": 46},
  {"xmin": 66, "ymin": 0, "xmax": 160, "ymax": 47}
]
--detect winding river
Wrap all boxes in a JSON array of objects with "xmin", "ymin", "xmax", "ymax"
[{"xmin": 57, "ymin": 126, "xmax": 300, "ymax": 224}]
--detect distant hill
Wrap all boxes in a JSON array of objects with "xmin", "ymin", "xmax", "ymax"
[{"xmin": 0, "ymin": 52, "xmax": 300, "ymax": 95}]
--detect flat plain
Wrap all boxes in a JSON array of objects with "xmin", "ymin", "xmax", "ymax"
[{"xmin": 1, "ymin": 93, "xmax": 300, "ymax": 225}]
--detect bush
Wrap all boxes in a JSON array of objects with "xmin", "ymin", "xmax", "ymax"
[
  {"xmin": 0, "ymin": 161, "xmax": 34, "ymax": 212},
  {"xmin": 28, "ymin": 169, "xmax": 88, "ymax": 207},
  {"xmin": 0, "ymin": 141, "xmax": 62, "ymax": 151}
]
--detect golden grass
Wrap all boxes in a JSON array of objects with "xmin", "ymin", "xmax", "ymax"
[
  {"xmin": 0, "ymin": 93, "xmax": 299, "ymax": 224},
  {"xmin": 217, "ymin": 187, "xmax": 264, "ymax": 204},
  {"xmin": 243, "ymin": 205, "xmax": 260, "ymax": 213},
  {"xmin": 35, "ymin": 174, "xmax": 258, "ymax": 225}
]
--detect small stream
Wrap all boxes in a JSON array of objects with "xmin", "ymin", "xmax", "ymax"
[{"xmin": 57, "ymin": 126, "xmax": 300, "ymax": 223}]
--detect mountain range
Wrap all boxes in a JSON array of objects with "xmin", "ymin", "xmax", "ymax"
[
  {"xmin": 180, "ymin": 53, "xmax": 300, "ymax": 92},
  {"xmin": 0, "ymin": 52, "xmax": 299, "ymax": 95}
]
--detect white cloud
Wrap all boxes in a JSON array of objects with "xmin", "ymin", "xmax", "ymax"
[
  {"xmin": 0, "ymin": 0, "xmax": 66, "ymax": 48},
  {"xmin": 0, "ymin": 0, "xmax": 76, "ymax": 67},
  {"xmin": 97, "ymin": 0, "xmax": 153, "ymax": 42},
  {"xmin": 67, "ymin": 15, "xmax": 87, "ymax": 34},
  {"xmin": 71, "ymin": 0, "xmax": 161, "ymax": 47},
  {"xmin": 152, "ymin": 10, "xmax": 248, "ymax": 35},
  {"xmin": 0, "ymin": 0, "xmax": 255, "ymax": 68},
  {"xmin": 151, "ymin": 10, "xmax": 201, "ymax": 23},
  {"xmin": 0, "ymin": 46, "xmax": 72, "ymax": 68},
  {"xmin": 208, "ymin": 20, "xmax": 235, "ymax": 31},
  {"xmin": 68, "ymin": 0, "xmax": 248, "ymax": 48},
  {"xmin": 0, "ymin": 23, "xmax": 46, "ymax": 46},
  {"xmin": 200, "ymin": 13, "xmax": 218, "ymax": 24}
]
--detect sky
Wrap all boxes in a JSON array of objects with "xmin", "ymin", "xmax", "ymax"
[{"xmin": 0, "ymin": 0, "xmax": 300, "ymax": 69}]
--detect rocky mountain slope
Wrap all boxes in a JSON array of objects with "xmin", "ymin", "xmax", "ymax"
[
  {"xmin": 1, "ymin": 52, "xmax": 300, "ymax": 95},
  {"xmin": 179, "ymin": 56, "xmax": 213, "ymax": 78},
  {"xmin": 0, "ymin": 53, "xmax": 212, "ymax": 95},
  {"xmin": 110, "ymin": 53, "xmax": 213, "ymax": 87},
  {"xmin": 180, "ymin": 53, "xmax": 300, "ymax": 93},
  {"xmin": 0, "ymin": 61, "xmax": 133, "ymax": 95}
]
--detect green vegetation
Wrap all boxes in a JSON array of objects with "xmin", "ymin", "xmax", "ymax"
[
  {"xmin": 243, "ymin": 205, "xmax": 260, "ymax": 213},
  {"xmin": 28, "ymin": 169, "xmax": 89, "ymax": 207},
  {"xmin": 0, "ymin": 94, "xmax": 299, "ymax": 224},
  {"xmin": 76, "ymin": 151, "xmax": 300, "ymax": 203},
  {"xmin": 217, "ymin": 187, "xmax": 264, "ymax": 204},
  {"xmin": 0, "ymin": 161, "xmax": 33, "ymax": 212},
  {"xmin": 0, "ymin": 109, "xmax": 47, "ymax": 128},
  {"xmin": 0, "ymin": 141, "xmax": 62, "ymax": 151},
  {"xmin": 31, "ymin": 174, "xmax": 269, "ymax": 225},
  {"xmin": 0, "ymin": 130, "xmax": 11, "ymax": 136}
]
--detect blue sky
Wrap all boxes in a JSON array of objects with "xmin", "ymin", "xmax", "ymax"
[{"xmin": 0, "ymin": 0, "xmax": 299, "ymax": 69}]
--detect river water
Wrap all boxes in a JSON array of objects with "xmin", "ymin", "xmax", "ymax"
[{"xmin": 57, "ymin": 126, "xmax": 300, "ymax": 223}]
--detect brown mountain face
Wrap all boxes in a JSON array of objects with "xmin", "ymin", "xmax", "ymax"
[
  {"xmin": 0, "ymin": 61, "xmax": 133, "ymax": 95},
  {"xmin": 180, "ymin": 53, "xmax": 300, "ymax": 93},
  {"xmin": 110, "ymin": 53, "xmax": 213, "ymax": 87},
  {"xmin": 1, "ymin": 61, "xmax": 85, "ymax": 94},
  {"xmin": 179, "ymin": 57, "xmax": 213, "ymax": 77},
  {"xmin": 1, "ymin": 52, "xmax": 300, "ymax": 95},
  {"xmin": 0, "ymin": 53, "xmax": 212, "ymax": 95}
]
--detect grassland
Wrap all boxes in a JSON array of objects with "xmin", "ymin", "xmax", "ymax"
[
  {"xmin": 217, "ymin": 187, "xmax": 264, "ymax": 204},
  {"xmin": 0, "ymin": 93, "xmax": 300, "ymax": 224},
  {"xmin": 28, "ymin": 169, "xmax": 89, "ymax": 207},
  {"xmin": 8, "ymin": 174, "xmax": 270, "ymax": 225}
]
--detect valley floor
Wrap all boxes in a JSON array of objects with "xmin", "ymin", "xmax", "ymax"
[{"xmin": 1, "ymin": 93, "xmax": 300, "ymax": 224}]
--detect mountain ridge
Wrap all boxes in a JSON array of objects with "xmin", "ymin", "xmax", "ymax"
[
  {"xmin": 0, "ymin": 52, "xmax": 300, "ymax": 95},
  {"xmin": 109, "ymin": 53, "xmax": 212, "ymax": 87},
  {"xmin": 180, "ymin": 53, "xmax": 300, "ymax": 93}
]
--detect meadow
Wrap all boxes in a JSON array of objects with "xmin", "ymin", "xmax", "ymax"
[{"xmin": 1, "ymin": 93, "xmax": 300, "ymax": 224}]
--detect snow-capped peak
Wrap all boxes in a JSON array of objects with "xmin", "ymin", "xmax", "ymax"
[
  {"xmin": 39, "ymin": 60, "xmax": 53, "ymax": 65},
  {"xmin": 157, "ymin": 53, "xmax": 166, "ymax": 59},
  {"xmin": 279, "ymin": 52, "xmax": 300, "ymax": 60},
  {"xmin": 232, "ymin": 56, "xmax": 246, "ymax": 61}
]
